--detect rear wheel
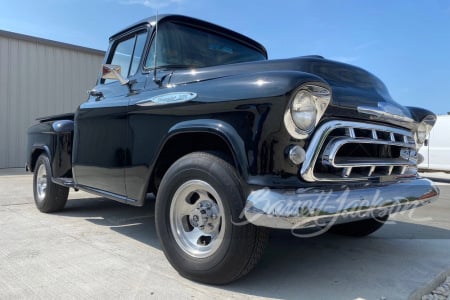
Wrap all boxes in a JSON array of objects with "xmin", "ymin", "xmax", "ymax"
[
  {"xmin": 329, "ymin": 215, "xmax": 389, "ymax": 237},
  {"xmin": 155, "ymin": 152, "xmax": 268, "ymax": 284},
  {"xmin": 33, "ymin": 154, "xmax": 69, "ymax": 213}
]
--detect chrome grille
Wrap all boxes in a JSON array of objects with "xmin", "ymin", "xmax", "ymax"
[{"xmin": 301, "ymin": 121, "xmax": 418, "ymax": 182}]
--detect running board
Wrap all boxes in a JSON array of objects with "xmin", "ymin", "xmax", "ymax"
[{"xmin": 52, "ymin": 177, "xmax": 76, "ymax": 188}]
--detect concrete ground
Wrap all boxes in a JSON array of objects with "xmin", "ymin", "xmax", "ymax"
[{"xmin": 0, "ymin": 169, "xmax": 449, "ymax": 300}]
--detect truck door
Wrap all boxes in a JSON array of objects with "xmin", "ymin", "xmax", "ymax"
[{"xmin": 72, "ymin": 29, "xmax": 148, "ymax": 198}]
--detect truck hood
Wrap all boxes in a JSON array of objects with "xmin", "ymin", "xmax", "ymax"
[{"xmin": 169, "ymin": 56, "xmax": 416, "ymax": 124}]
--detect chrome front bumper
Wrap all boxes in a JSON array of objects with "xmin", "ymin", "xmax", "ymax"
[{"xmin": 244, "ymin": 178, "xmax": 439, "ymax": 229}]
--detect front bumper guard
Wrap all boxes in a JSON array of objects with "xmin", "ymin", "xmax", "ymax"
[{"xmin": 244, "ymin": 178, "xmax": 439, "ymax": 229}]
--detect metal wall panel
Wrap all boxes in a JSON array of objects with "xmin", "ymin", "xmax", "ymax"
[{"xmin": 0, "ymin": 32, "xmax": 105, "ymax": 168}]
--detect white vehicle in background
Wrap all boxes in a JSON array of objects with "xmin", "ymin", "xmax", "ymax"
[{"xmin": 419, "ymin": 114, "xmax": 450, "ymax": 172}]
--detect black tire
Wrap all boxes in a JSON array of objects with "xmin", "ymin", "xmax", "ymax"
[
  {"xmin": 33, "ymin": 154, "xmax": 69, "ymax": 213},
  {"xmin": 155, "ymin": 152, "xmax": 268, "ymax": 284},
  {"xmin": 329, "ymin": 215, "xmax": 389, "ymax": 237}
]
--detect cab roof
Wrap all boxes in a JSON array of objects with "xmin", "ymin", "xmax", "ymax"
[{"xmin": 109, "ymin": 14, "xmax": 268, "ymax": 59}]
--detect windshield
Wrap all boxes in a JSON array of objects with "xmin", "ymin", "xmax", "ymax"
[{"xmin": 145, "ymin": 21, "xmax": 266, "ymax": 69}]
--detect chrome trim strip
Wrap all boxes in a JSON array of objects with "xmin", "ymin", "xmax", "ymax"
[
  {"xmin": 136, "ymin": 92, "xmax": 197, "ymax": 106},
  {"xmin": 244, "ymin": 178, "xmax": 439, "ymax": 229},
  {"xmin": 300, "ymin": 120, "xmax": 415, "ymax": 182}
]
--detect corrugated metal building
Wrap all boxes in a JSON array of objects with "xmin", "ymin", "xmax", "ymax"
[{"xmin": 0, "ymin": 30, "xmax": 105, "ymax": 168}]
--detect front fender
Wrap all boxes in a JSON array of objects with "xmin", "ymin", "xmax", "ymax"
[
  {"xmin": 167, "ymin": 119, "xmax": 249, "ymax": 179},
  {"xmin": 406, "ymin": 106, "xmax": 437, "ymax": 124}
]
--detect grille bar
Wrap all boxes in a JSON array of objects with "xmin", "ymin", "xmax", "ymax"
[
  {"xmin": 301, "ymin": 120, "xmax": 418, "ymax": 182},
  {"xmin": 332, "ymin": 157, "xmax": 415, "ymax": 167}
]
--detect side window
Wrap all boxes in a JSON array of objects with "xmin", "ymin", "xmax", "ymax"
[
  {"xmin": 129, "ymin": 33, "xmax": 147, "ymax": 76},
  {"xmin": 104, "ymin": 31, "xmax": 147, "ymax": 84}
]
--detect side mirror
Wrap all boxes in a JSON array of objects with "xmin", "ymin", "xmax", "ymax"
[{"xmin": 101, "ymin": 64, "xmax": 129, "ymax": 85}]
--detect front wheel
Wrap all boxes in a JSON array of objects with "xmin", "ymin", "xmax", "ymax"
[
  {"xmin": 33, "ymin": 154, "xmax": 69, "ymax": 213},
  {"xmin": 155, "ymin": 152, "xmax": 268, "ymax": 284}
]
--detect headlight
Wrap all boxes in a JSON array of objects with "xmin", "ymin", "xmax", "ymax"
[
  {"xmin": 416, "ymin": 122, "xmax": 428, "ymax": 144},
  {"xmin": 291, "ymin": 90, "xmax": 317, "ymax": 132},
  {"xmin": 284, "ymin": 84, "xmax": 331, "ymax": 139}
]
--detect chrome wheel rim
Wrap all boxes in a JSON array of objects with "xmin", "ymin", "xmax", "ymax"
[
  {"xmin": 36, "ymin": 164, "xmax": 47, "ymax": 202},
  {"xmin": 170, "ymin": 180, "xmax": 225, "ymax": 258}
]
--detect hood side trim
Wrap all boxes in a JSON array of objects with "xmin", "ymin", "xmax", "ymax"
[{"xmin": 357, "ymin": 106, "xmax": 416, "ymax": 129}]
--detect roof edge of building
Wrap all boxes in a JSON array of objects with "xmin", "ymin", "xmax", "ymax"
[{"xmin": 0, "ymin": 29, "xmax": 105, "ymax": 56}]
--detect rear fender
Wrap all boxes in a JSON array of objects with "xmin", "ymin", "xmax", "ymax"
[{"xmin": 27, "ymin": 120, "xmax": 74, "ymax": 178}]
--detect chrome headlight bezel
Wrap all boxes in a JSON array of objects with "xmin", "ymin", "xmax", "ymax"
[{"xmin": 284, "ymin": 84, "xmax": 331, "ymax": 139}]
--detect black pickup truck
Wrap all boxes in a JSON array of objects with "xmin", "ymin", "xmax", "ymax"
[{"xmin": 26, "ymin": 14, "xmax": 439, "ymax": 284}]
